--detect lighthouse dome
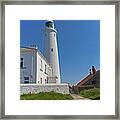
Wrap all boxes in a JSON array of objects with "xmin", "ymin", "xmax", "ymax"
[{"xmin": 45, "ymin": 20, "xmax": 54, "ymax": 28}]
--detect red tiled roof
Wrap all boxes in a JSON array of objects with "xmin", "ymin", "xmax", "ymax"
[
  {"xmin": 77, "ymin": 74, "xmax": 94, "ymax": 86},
  {"xmin": 77, "ymin": 70, "xmax": 100, "ymax": 86}
]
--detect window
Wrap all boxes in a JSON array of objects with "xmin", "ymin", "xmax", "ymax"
[
  {"xmin": 51, "ymin": 48, "xmax": 53, "ymax": 52},
  {"xmin": 45, "ymin": 64, "xmax": 47, "ymax": 74},
  {"xmin": 24, "ymin": 81, "xmax": 29, "ymax": 84},
  {"xmin": 41, "ymin": 60, "xmax": 42, "ymax": 70},
  {"xmin": 24, "ymin": 77, "xmax": 29, "ymax": 80},
  {"xmin": 92, "ymin": 81, "xmax": 96, "ymax": 84},
  {"xmin": 24, "ymin": 77, "xmax": 29, "ymax": 84},
  {"xmin": 40, "ymin": 78, "xmax": 42, "ymax": 84},
  {"xmin": 45, "ymin": 79, "xmax": 46, "ymax": 84},
  {"xmin": 47, "ymin": 77, "xmax": 48, "ymax": 83},
  {"xmin": 20, "ymin": 58, "xmax": 24, "ymax": 68}
]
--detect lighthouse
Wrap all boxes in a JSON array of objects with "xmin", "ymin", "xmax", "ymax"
[{"xmin": 44, "ymin": 20, "xmax": 61, "ymax": 84}]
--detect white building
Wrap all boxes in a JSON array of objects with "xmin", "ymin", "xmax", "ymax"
[
  {"xmin": 20, "ymin": 46, "xmax": 53, "ymax": 84},
  {"xmin": 20, "ymin": 21, "xmax": 69, "ymax": 94}
]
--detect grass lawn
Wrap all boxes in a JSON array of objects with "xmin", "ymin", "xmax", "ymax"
[
  {"xmin": 20, "ymin": 92, "xmax": 73, "ymax": 100},
  {"xmin": 79, "ymin": 88, "xmax": 100, "ymax": 100}
]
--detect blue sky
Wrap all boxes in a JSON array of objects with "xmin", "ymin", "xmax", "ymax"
[{"xmin": 20, "ymin": 20, "xmax": 100, "ymax": 85}]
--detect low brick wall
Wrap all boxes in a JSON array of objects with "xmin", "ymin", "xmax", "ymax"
[{"xmin": 20, "ymin": 84, "xmax": 69, "ymax": 95}]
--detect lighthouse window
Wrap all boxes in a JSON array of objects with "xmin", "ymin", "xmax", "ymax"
[
  {"xmin": 20, "ymin": 58, "xmax": 24, "ymax": 68},
  {"xmin": 51, "ymin": 48, "xmax": 53, "ymax": 52}
]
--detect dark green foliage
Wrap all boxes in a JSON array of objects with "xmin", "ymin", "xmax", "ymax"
[
  {"xmin": 20, "ymin": 91, "xmax": 73, "ymax": 100},
  {"xmin": 79, "ymin": 88, "xmax": 100, "ymax": 100}
]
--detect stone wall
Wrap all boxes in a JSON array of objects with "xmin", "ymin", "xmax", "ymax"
[{"xmin": 20, "ymin": 84, "xmax": 69, "ymax": 95}]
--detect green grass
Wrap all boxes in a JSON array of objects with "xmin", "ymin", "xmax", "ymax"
[
  {"xmin": 79, "ymin": 88, "xmax": 100, "ymax": 100},
  {"xmin": 20, "ymin": 92, "xmax": 73, "ymax": 100}
]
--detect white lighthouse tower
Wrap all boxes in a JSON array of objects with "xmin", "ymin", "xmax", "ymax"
[{"xmin": 44, "ymin": 20, "xmax": 61, "ymax": 84}]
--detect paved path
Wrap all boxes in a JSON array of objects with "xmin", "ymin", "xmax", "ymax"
[{"xmin": 70, "ymin": 94, "xmax": 90, "ymax": 100}]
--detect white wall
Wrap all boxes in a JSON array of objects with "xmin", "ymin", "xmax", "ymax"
[
  {"xmin": 36, "ymin": 50, "xmax": 52, "ymax": 84},
  {"xmin": 20, "ymin": 48, "xmax": 36, "ymax": 84},
  {"xmin": 20, "ymin": 47, "xmax": 55, "ymax": 84}
]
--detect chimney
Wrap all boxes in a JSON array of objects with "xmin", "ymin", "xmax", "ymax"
[
  {"xmin": 89, "ymin": 69, "xmax": 92, "ymax": 75},
  {"xmin": 92, "ymin": 66, "xmax": 96, "ymax": 74}
]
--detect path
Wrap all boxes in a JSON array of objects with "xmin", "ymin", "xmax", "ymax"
[{"xmin": 70, "ymin": 94, "xmax": 90, "ymax": 100}]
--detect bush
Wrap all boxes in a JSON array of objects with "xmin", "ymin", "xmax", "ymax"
[
  {"xmin": 80, "ymin": 88, "xmax": 100, "ymax": 100},
  {"xmin": 20, "ymin": 91, "xmax": 73, "ymax": 100}
]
